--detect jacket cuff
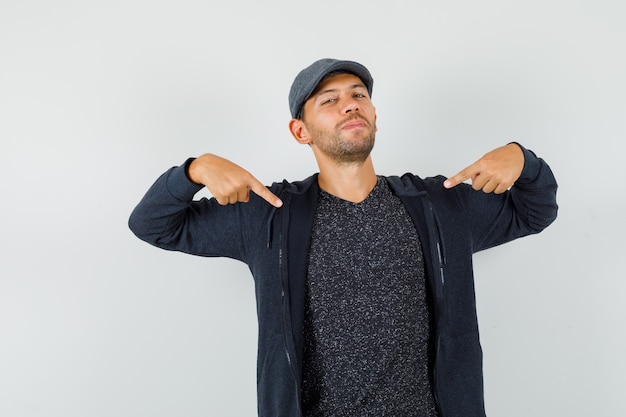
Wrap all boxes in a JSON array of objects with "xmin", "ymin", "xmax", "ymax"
[
  {"xmin": 510, "ymin": 142, "xmax": 541, "ymax": 184},
  {"xmin": 165, "ymin": 158, "xmax": 205, "ymax": 201}
]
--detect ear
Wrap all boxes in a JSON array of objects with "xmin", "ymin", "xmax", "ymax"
[{"xmin": 289, "ymin": 119, "xmax": 312, "ymax": 145}]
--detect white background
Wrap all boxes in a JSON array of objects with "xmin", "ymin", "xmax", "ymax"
[{"xmin": 1, "ymin": 1, "xmax": 624, "ymax": 416}]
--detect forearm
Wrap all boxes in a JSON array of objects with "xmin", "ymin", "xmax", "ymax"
[
  {"xmin": 128, "ymin": 160, "xmax": 205, "ymax": 250},
  {"xmin": 509, "ymin": 145, "xmax": 559, "ymax": 232},
  {"xmin": 459, "ymin": 144, "xmax": 558, "ymax": 251}
]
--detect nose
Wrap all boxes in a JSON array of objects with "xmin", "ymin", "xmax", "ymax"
[{"xmin": 343, "ymin": 97, "xmax": 359, "ymax": 114}]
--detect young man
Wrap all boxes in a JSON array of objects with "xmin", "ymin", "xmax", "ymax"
[{"xmin": 129, "ymin": 58, "xmax": 558, "ymax": 417}]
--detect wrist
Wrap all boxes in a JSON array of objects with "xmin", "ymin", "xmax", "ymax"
[{"xmin": 185, "ymin": 157, "xmax": 202, "ymax": 185}]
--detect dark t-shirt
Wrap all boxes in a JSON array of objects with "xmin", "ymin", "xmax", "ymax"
[{"xmin": 302, "ymin": 177, "xmax": 439, "ymax": 417}]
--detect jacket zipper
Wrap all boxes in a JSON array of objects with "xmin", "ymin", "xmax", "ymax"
[
  {"xmin": 277, "ymin": 194, "xmax": 303, "ymax": 415},
  {"xmin": 427, "ymin": 201, "xmax": 447, "ymax": 417}
]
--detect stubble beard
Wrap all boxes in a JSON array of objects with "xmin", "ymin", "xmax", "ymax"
[{"xmin": 309, "ymin": 119, "xmax": 377, "ymax": 165}]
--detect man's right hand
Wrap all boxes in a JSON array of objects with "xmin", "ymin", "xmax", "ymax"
[{"xmin": 188, "ymin": 153, "xmax": 283, "ymax": 208}]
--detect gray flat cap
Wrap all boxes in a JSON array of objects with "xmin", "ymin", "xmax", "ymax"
[{"xmin": 288, "ymin": 58, "xmax": 374, "ymax": 119}]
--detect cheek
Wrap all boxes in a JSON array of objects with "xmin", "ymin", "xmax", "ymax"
[{"xmin": 311, "ymin": 115, "xmax": 337, "ymax": 130}]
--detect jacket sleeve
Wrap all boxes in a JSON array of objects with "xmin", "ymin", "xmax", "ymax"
[
  {"xmin": 452, "ymin": 143, "xmax": 558, "ymax": 253},
  {"xmin": 128, "ymin": 159, "xmax": 270, "ymax": 262}
]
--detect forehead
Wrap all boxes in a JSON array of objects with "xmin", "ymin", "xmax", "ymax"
[{"xmin": 313, "ymin": 73, "xmax": 366, "ymax": 94}]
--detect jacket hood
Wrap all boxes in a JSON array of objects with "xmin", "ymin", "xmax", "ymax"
[{"xmin": 272, "ymin": 172, "xmax": 436, "ymax": 198}]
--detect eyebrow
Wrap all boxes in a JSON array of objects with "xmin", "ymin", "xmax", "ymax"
[{"xmin": 315, "ymin": 83, "xmax": 367, "ymax": 98}]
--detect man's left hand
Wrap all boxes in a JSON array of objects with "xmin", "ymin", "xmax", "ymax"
[{"xmin": 443, "ymin": 143, "xmax": 525, "ymax": 194}]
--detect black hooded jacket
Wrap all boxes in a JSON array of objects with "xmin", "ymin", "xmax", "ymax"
[{"xmin": 129, "ymin": 144, "xmax": 558, "ymax": 417}]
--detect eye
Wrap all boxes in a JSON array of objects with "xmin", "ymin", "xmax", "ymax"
[{"xmin": 321, "ymin": 98, "xmax": 336, "ymax": 105}]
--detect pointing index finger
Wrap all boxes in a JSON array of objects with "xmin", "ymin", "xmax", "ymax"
[
  {"xmin": 444, "ymin": 170, "xmax": 470, "ymax": 189},
  {"xmin": 248, "ymin": 177, "xmax": 283, "ymax": 208},
  {"xmin": 444, "ymin": 163, "xmax": 480, "ymax": 189}
]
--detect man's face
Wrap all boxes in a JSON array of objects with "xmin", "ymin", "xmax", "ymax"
[{"xmin": 300, "ymin": 73, "xmax": 377, "ymax": 164}]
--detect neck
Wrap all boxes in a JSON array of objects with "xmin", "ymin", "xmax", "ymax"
[{"xmin": 316, "ymin": 155, "xmax": 378, "ymax": 203}]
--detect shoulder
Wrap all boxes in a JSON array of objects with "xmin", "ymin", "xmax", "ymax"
[
  {"xmin": 384, "ymin": 173, "xmax": 450, "ymax": 197},
  {"xmin": 268, "ymin": 173, "xmax": 319, "ymax": 196}
]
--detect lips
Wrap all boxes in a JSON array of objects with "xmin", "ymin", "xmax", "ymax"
[{"xmin": 340, "ymin": 117, "xmax": 368, "ymax": 130}]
